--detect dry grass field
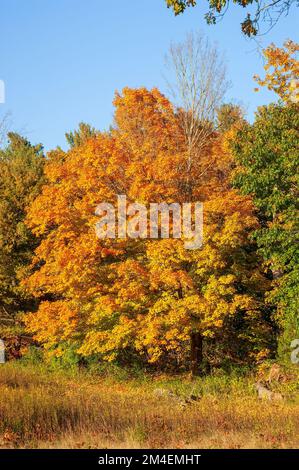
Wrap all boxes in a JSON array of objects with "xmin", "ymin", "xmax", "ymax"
[{"xmin": 0, "ymin": 362, "xmax": 298, "ymax": 449}]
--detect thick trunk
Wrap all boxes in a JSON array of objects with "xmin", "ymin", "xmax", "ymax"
[{"xmin": 190, "ymin": 332, "xmax": 203, "ymax": 376}]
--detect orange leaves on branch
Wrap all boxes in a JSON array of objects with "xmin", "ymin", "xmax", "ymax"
[
  {"xmin": 254, "ymin": 40, "xmax": 299, "ymax": 102},
  {"xmin": 23, "ymin": 301, "xmax": 79, "ymax": 350}
]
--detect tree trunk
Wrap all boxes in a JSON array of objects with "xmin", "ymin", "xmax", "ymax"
[{"xmin": 190, "ymin": 332, "xmax": 203, "ymax": 376}]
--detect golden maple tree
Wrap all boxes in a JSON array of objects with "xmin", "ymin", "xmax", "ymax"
[{"xmin": 23, "ymin": 88, "xmax": 271, "ymax": 373}]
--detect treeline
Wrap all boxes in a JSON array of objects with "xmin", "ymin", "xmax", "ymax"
[{"xmin": 0, "ymin": 39, "xmax": 298, "ymax": 374}]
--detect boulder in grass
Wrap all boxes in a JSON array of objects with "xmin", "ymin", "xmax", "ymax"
[{"xmin": 255, "ymin": 382, "xmax": 283, "ymax": 401}]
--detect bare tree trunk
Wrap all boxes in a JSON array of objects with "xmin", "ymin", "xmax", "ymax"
[
  {"xmin": 165, "ymin": 32, "xmax": 229, "ymax": 160},
  {"xmin": 190, "ymin": 332, "xmax": 203, "ymax": 376}
]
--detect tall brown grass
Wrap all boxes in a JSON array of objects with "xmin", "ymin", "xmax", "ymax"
[{"xmin": 0, "ymin": 362, "xmax": 298, "ymax": 448}]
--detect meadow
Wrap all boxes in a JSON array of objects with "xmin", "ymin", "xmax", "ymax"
[{"xmin": 0, "ymin": 361, "xmax": 298, "ymax": 449}]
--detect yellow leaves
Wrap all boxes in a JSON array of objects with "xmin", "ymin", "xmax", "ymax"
[
  {"xmin": 78, "ymin": 308, "xmax": 140, "ymax": 360},
  {"xmin": 110, "ymin": 259, "xmax": 149, "ymax": 305},
  {"xmin": 78, "ymin": 330, "xmax": 117, "ymax": 359},
  {"xmin": 203, "ymin": 190, "xmax": 258, "ymax": 250},
  {"xmin": 254, "ymin": 40, "xmax": 299, "ymax": 102},
  {"xmin": 23, "ymin": 301, "xmax": 78, "ymax": 351},
  {"xmin": 140, "ymin": 294, "xmax": 192, "ymax": 363},
  {"xmin": 249, "ymin": 348, "xmax": 272, "ymax": 363}
]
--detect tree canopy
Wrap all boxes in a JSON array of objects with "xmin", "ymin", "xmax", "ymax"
[{"xmin": 21, "ymin": 87, "xmax": 273, "ymax": 371}]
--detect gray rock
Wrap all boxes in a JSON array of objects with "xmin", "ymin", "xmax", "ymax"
[{"xmin": 254, "ymin": 382, "xmax": 283, "ymax": 401}]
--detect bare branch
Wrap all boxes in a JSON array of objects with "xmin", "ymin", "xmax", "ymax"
[{"xmin": 165, "ymin": 32, "xmax": 230, "ymax": 198}]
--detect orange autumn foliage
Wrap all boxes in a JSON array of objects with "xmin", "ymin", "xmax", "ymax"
[
  {"xmin": 23, "ymin": 88, "xmax": 271, "ymax": 366},
  {"xmin": 254, "ymin": 40, "xmax": 299, "ymax": 103}
]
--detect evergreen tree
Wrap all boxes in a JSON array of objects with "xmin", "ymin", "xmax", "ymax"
[{"xmin": 0, "ymin": 133, "xmax": 44, "ymax": 322}]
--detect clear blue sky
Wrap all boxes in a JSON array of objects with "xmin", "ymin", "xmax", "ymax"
[{"xmin": 1, "ymin": 0, "xmax": 298, "ymax": 151}]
